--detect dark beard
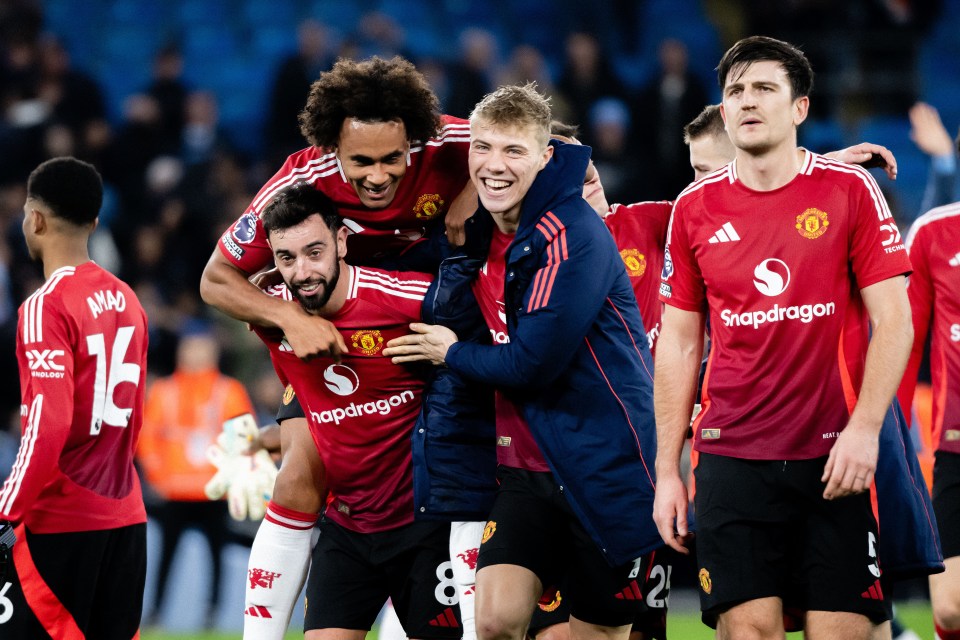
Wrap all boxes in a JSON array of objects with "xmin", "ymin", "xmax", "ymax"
[{"xmin": 291, "ymin": 259, "xmax": 340, "ymax": 313}]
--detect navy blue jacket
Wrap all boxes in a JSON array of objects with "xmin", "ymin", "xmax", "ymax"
[
  {"xmin": 420, "ymin": 140, "xmax": 662, "ymax": 565},
  {"xmin": 876, "ymin": 399, "xmax": 943, "ymax": 578}
]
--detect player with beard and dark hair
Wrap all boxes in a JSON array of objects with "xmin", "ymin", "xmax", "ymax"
[{"xmin": 249, "ymin": 183, "xmax": 459, "ymax": 640}]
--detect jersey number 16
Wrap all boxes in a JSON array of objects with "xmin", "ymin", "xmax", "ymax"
[{"xmin": 86, "ymin": 326, "xmax": 140, "ymax": 436}]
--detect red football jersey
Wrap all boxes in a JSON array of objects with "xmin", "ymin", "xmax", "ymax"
[
  {"xmin": 471, "ymin": 228, "xmax": 550, "ymax": 472},
  {"xmin": 604, "ymin": 201, "xmax": 672, "ymax": 355},
  {"xmin": 254, "ymin": 267, "xmax": 432, "ymax": 533},
  {"xmin": 1, "ymin": 262, "xmax": 148, "ymax": 532},
  {"xmin": 898, "ymin": 202, "xmax": 960, "ymax": 455},
  {"xmin": 661, "ymin": 152, "xmax": 911, "ymax": 459},
  {"xmin": 218, "ymin": 115, "xmax": 470, "ymax": 271}
]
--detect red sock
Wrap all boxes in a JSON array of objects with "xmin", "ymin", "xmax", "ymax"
[{"xmin": 936, "ymin": 622, "xmax": 960, "ymax": 640}]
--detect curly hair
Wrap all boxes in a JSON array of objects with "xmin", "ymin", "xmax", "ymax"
[{"xmin": 299, "ymin": 56, "xmax": 441, "ymax": 149}]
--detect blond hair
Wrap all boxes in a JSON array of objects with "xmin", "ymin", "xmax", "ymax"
[{"xmin": 470, "ymin": 82, "xmax": 552, "ymax": 150}]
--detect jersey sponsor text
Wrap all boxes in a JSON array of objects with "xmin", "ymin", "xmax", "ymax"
[
  {"xmin": 720, "ymin": 301, "xmax": 836, "ymax": 329},
  {"xmin": 309, "ymin": 389, "xmax": 416, "ymax": 426}
]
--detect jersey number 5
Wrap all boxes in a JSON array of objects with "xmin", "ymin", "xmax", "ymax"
[{"xmin": 86, "ymin": 326, "xmax": 140, "ymax": 435}]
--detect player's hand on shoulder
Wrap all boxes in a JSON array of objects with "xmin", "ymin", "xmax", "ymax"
[
  {"xmin": 250, "ymin": 267, "xmax": 283, "ymax": 291},
  {"xmin": 825, "ymin": 143, "xmax": 898, "ymax": 180},
  {"xmin": 821, "ymin": 424, "xmax": 879, "ymax": 500},
  {"xmin": 279, "ymin": 304, "xmax": 347, "ymax": 362},
  {"xmin": 445, "ymin": 181, "xmax": 478, "ymax": 247},
  {"xmin": 384, "ymin": 323, "xmax": 459, "ymax": 366}
]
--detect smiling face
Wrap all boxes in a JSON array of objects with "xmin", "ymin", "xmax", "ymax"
[
  {"xmin": 720, "ymin": 60, "xmax": 808, "ymax": 157},
  {"xmin": 336, "ymin": 118, "xmax": 410, "ymax": 209},
  {"xmin": 268, "ymin": 213, "xmax": 348, "ymax": 314},
  {"xmin": 468, "ymin": 118, "xmax": 553, "ymax": 233}
]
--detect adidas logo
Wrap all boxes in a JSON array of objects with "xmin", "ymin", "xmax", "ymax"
[
  {"xmin": 708, "ymin": 222, "xmax": 741, "ymax": 244},
  {"xmin": 428, "ymin": 607, "xmax": 460, "ymax": 628},
  {"xmin": 860, "ymin": 579, "xmax": 884, "ymax": 601},
  {"xmin": 245, "ymin": 605, "xmax": 272, "ymax": 618},
  {"xmin": 949, "ymin": 252, "xmax": 960, "ymax": 267},
  {"xmin": 614, "ymin": 580, "xmax": 643, "ymax": 601}
]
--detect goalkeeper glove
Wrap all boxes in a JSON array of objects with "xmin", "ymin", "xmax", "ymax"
[{"xmin": 204, "ymin": 413, "xmax": 279, "ymax": 521}]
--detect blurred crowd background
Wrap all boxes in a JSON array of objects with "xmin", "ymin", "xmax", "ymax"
[{"xmin": 0, "ymin": 0, "xmax": 959, "ymax": 631}]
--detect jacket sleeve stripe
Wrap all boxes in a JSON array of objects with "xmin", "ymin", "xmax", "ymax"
[
  {"xmin": 606, "ymin": 298, "xmax": 654, "ymax": 383},
  {"xmin": 529, "ymin": 215, "xmax": 569, "ymax": 312}
]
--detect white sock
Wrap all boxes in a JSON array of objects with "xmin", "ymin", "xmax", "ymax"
[
  {"xmin": 450, "ymin": 521, "xmax": 485, "ymax": 640},
  {"xmin": 378, "ymin": 599, "xmax": 407, "ymax": 640},
  {"xmin": 243, "ymin": 501, "xmax": 316, "ymax": 640}
]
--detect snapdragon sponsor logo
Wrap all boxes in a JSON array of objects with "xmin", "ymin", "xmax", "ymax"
[
  {"xmin": 721, "ymin": 301, "xmax": 836, "ymax": 329},
  {"xmin": 310, "ymin": 390, "xmax": 417, "ymax": 425},
  {"xmin": 752, "ymin": 259, "xmax": 790, "ymax": 297},
  {"xmin": 323, "ymin": 364, "xmax": 360, "ymax": 396},
  {"xmin": 721, "ymin": 258, "xmax": 836, "ymax": 329},
  {"xmin": 952, "ymin": 323, "xmax": 960, "ymax": 342},
  {"xmin": 310, "ymin": 363, "xmax": 416, "ymax": 425}
]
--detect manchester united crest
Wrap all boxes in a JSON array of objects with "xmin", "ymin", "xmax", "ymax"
[
  {"xmin": 481, "ymin": 521, "xmax": 497, "ymax": 544},
  {"xmin": 795, "ymin": 207, "xmax": 829, "ymax": 239},
  {"xmin": 620, "ymin": 248, "xmax": 647, "ymax": 277},
  {"xmin": 282, "ymin": 384, "xmax": 295, "ymax": 405},
  {"xmin": 413, "ymin": 193, "xmax": 444, "ymax": 220},
  {"xmin": 538, "ymin": 587, "xmax": 563, "ymax": 612},
  {"xmin": 698, "ymin": 568, "xmax": 712, "ymax": 594},
  {"xmin": 351, "ymin": 329, "xmax": 384, "ymax": 355}
]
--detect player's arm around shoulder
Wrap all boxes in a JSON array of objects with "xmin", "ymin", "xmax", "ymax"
[{"xmin": 202, "ymin": 251, "xmax": 346, "ymax": 361}]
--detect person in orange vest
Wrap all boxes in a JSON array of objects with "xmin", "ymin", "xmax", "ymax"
[{"xmin": 137, "ymin": 318, "xmax": 256, "ymax": 629}]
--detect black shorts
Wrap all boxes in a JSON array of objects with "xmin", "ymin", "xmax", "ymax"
[
  {"xmin": 2, "ymin": 523, "xmax": 146, "ymax": 639},
  {"xmin": 477, "ymin": 466, "xmax": 648, "ymax": 628},
  {"xmin": 527, "ymin": 546, "xmax": 673, "ymax": 640},
  {"xmin": 933, "ymin": 450, "xmax": 960, "ymax": 559},
  {"xmin": 304, "ymin": 517, "xmax": 460, "ymax": 638},
  {"xmin": 276, "ymin": 385, "xmax": 305, "ymax": 423},
  {"xmin": 693, "ymin": 453, "xmax": 888, "ymax": 628}
]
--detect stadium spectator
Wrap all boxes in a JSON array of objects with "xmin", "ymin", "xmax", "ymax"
[
  {"xmin": 444, "ymin": 28, "xmax": 499, "ymax": 120},
  {"xmin": 633, "ymin": 38, "xmax": 709, "ymax": 200},
  {"xmin": 264, "ymin": 19, "xmax": 334, "ymax": 167},
  {"xmin": 556, "ymin": 31, "xmax": 626, "ymax": 147},
  {"xmin": 146, "ymin": 44, "xmax": 189, "ymax": 153},
  {"xmin": 137, "ymin": 319, "xmax": 255, "ymax": 629}
]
